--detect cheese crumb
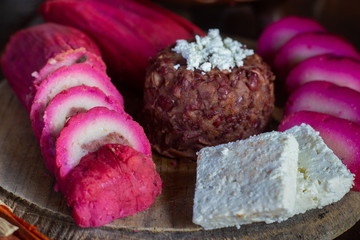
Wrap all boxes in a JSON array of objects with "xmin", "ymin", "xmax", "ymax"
[
  {"xmin": 172, "ymin": 29, "xmax": 254, "ymax": 72},
  {"xmin": 48, "ymin": 58, "xmax": 57, "ymax": 65},
  {"xmin": 31, "ymin": 71, "xmax": 39, "ymax": 78}
]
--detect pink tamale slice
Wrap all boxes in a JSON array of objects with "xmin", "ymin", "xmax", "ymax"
[
  {"xmin": 30, "ymin": 63, "xmax": 124, "ymax": 141},
  {"xmin": 32, "ymin": 47, "xmax": 106, "ymax": 87},
  {"xmin": 273, "ymin": 32, "xmax": 360, "ymax": 80},
  {"xmin": 55, "ymin": 107, "xmax": 151, "ymax": 191},
  {"xmin": 40, "ymin": 85, "xmax": 124, "ymax": 174},
  {"xmin": 1, "ymin": 23, "xmax": 103, "ymax": 112},
  {"xmin": 283, "ymin": 81, "xmax": 360, "ymax": 125},
  {"xmin": 65, "ymin": 144, "xmax": 162, "ymax": 227},
  {"xmin": 278, "ymin": 111, "xmax": 360, "ymax": 191},
  {"xmin": 285, "ymin": 54, "xmax": 360, "ymax": 93},
  {"xmin": 257, "ymin": 15, "xmax": 326, "ymax": 65}
]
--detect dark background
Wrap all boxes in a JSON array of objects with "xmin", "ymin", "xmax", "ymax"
[{"xmin": 0, "ymin": 0, "xmax": 359, "ymax": 239}]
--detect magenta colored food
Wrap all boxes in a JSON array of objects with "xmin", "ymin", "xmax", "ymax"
[
  {"xmin": 64, "ymin": 144, "xmax": 161, "ymax": 227},
  {"xmin": 55, "ymin": 107, "xmax": 151, "ymax": 191},
  {"xmin": 283, "ymin": 81, "xmax": 360, "ymax": 125},
  {"xmin": 0, "ymin": 23, "xmax": 103, "ymax": 112},
  {"xmin": 33, "ymin": 48, "xmax": 106, "ymax": 87},
  {"xmin": 286, "ymin": 54, "xmax": 360, "ymax": 93},
  {"xmin": 39, "ymin": 0, "xmax": 205, "ymax": 88},
  {"xmin": 278, "ymin": 111, "xmax": 360, "ymax": 191},
  {"xmin": 257, "ymin": 15, "xmax": 326, "ymax": 64},
  {"xmin": 30, "ymin": 63, "xmax": 124, "ymax": 141},
  {"xmin": 96, "ymin": 0, "xmax": 204, "ymax": 35},
  {"xmin": 273, "ymin": 32, "xmax": 360, "ymax": 80},
  {"xmin": 40, "ymin": 85, "xmax": 124, "ymax": 174}
]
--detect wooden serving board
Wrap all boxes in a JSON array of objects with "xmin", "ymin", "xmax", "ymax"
[{"xmin": 0, "ymin": 80, "xmax": 360, "ymax": 239}]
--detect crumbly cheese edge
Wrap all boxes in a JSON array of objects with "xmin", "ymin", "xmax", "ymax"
[
  {"xmin": 285, "ymin": 124, "xmax": 354, "ymax": 215},
  {"xmin": 172, "ymin": 28, "xmax": 254, "ymax": 72},
  {"xmin": 192, "ymin": 131, "xmax": 299, "ymax": 230}
]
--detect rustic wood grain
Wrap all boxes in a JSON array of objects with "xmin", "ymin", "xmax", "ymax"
[{"xmin": 0, "ymin": 80, "xmax": 360, "ymax": 239}]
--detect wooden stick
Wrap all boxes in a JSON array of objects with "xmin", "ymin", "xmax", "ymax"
[{"xmin": 0, "ymin": 200, "xmax": 50, "ymax": 240}]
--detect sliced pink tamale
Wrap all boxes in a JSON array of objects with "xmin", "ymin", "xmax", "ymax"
[
  {"xmin": 65, "ymin": 144, "xmax": 162, "ymax": 227},
  {"xmin": 278, "ymin": 111, "xmax": 360, "ymax": 191},
  {"xmin": 1, "ymin": 23, "xmax": 104, "ymax": 112},
  {"xmin": 285, "ymin": 54, "xmax": 360, "ymax": 93},
  {"xmin": 273, "ymin": 32, "xmax": 360, "ymax": 80},
  {"xmin": 30, "ymin": 63, "xmax": 124, "ymax": 141},
  {"xmin": 40, "ymin": 85, "xmax": 124, "ymax": 174},
  {"xmin": 283, "ymin": 81, "xmax": 360, "ymax": 125},
  {"xmin": 32, "ymin": 47, "xmax": 106, "ymax": 87},
  {"xmin": 257, "ymin": 15, "xmax": 326, "ymax": 65},
  {"xmin": 55, "ymin": 107, "xmax": 151, "ymax": 191}
]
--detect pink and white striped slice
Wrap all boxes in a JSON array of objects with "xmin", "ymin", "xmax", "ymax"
[
  {"xmin": 55, "ymin": 107, "xmax": 151, "ymax": 191},
  {"xmin": 30, "ymin": 63, "xmax": 124, "ymax": 141},
  {"xmin": 40, "ymin": 85, "xmax": 124, "ymax": 174}
]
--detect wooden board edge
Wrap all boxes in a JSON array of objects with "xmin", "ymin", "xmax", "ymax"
[{"xmin": 1, "ymin": 185, "xmax": 360, "ymax": 240}]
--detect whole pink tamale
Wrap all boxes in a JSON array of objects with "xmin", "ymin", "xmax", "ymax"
[
  {"xmin": 1, "ymin": 23, "xmax": 104, "ymax": 112},
  {"xmin": 39, "ymin": 0, "xmax": 205, "ymax": 89}
]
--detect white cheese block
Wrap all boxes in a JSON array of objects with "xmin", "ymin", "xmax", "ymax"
[
  {"xmin": 193, "ymin": 131, "xmax": 299, "ymax": 230},
  {"xmin": 284, "ymin": 124, "xmax": 354, "ymax": 215}
]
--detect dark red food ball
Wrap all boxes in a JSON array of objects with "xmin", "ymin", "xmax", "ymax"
[{"xmin": 143, "ymin": 47, "xmax": 275, "ymax": 159}]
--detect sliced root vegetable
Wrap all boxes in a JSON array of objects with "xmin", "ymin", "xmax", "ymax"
[
  {"xmin": 39, "ymin": 0, "xmax": 204, "ymax": 89},
  {"xmin": 64, "ymin": 144, "xmax": 162, "ymax": 227},
  {"xmin": 278, "ymin": 111, "xmax": 360, "ymax": 191},
  {"xmin": 0, "ymin": 23, "xmax": 102, "ymax": 112},
  {"xmin": 273, "ymin": 32, "xmax": 360, "ymax": 80},
  {"xmin": 283, "ymin": 81, "xmax": 360, "ymax": 125},
  {"xmin": 285, "ymin": 54, "xmax": 360, "ymax": 93},
  {"xmin": 40, "ymin": 86, "xmax": 125, "ymax": 174},
  {"xmin": 257, "ymin": 15, "xmax": 326, "ymax": 64},
  {"xmin": 55, "ymin": 107, "xmax": 151, "ymax": 190},
  {"xmin": 30, "ymin": 63, "xmax": 124, "ymax": 141}
]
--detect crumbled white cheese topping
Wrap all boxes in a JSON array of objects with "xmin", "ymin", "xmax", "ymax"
[
  {"xmin": 172, "ymin": 29, "xmax": 254, "ymax": 72},
  {"xmin": 31, "ymin": 71, "xmax": 39, "ymax": 78}
]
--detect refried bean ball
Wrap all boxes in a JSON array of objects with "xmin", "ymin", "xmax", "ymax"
[{"xmin": 143, "ymin": 33, "xmax": 275, "ymax": 159}]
